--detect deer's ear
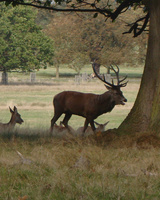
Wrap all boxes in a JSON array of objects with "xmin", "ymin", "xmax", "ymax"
[
  {"xmin": 14, "ymin": 106, "xmax": 17, "ymax": 113},
  {"xmin": 104, "ymin": 121, "xmax": 109, "ymax": 126},
  {"xmin": 94, "ymin": 121, "xmax": 100, "ymax": 126},
  {"xmin": 9, "ymin": 107, "xmax": 14, "ymax": 113}
]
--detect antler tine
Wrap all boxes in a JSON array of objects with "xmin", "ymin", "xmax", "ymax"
[
  {"xmin": 92, "ymin": 62, "xmax": 113, "ymax": 87},
  {"xmin": 110, "ymin": 64, "xmax": 128, "ymax": 87},
  {"xmin": 110, "ymin": 64, "xmax": 119, "ymax": 74},
  {"xmin": 114, "ymin": 65, "xmax": 128, "ymax": 87},
  {"xmin": 119, "ymin": 81, "xmax": 128, "ymax": 87},
  {"xmin": 119, "ymin": 75, "xmax": 127, "ymax": 83},
  {"xmin": 110, "ymin": 64, "xmax": 120, "ymax": 85}
]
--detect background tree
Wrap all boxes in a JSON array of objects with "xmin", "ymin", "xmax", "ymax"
[
  {"xmin": 44, "ymin": 13, "xmax": 89, "ymax": 77},
  {"xmin": 45, "ymin": 9, "xmax": 147, "ymax": 76},
  {"xmin": 0, "ymin": 3, "xmax": 54, "ymax": 84}
]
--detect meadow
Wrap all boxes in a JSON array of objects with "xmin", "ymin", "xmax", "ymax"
[
  {"xmin": 1, "ymin": 66, "xmax": 160, "ymax": 200},
  {"xmin": 0, "ymin": 65, "xmax": 142, "ymax": 130}
]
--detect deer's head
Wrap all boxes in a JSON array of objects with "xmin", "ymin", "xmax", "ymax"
[
  {"xmin": 93, "ymin": 64, "xmax": 128, "ymax": 105},
  {"xmin": 9, "ymin": 106, "xmax": 24, "ymax": 125}
]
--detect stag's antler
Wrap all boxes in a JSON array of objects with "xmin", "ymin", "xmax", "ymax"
[
  {"xmin": 92, "ymin": 62, "xmax": 113, "ymax": 88},
  {"xmin": 92, "ymin": 62, "xmax": 128, "ymax": 88},
  {"xmin": 110, "ymin": 65, "xmax": 128, "ymax": 87}
]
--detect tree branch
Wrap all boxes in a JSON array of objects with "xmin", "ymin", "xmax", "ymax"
[
  {"xmin": 0, "ymin": 0, "xmax": 149, "ymax": 37},
  {"xmin": 110, "ymin": 0, "xmax": 141, "ymax": 21},
  {"xmin": 123, "ymin": 13, "xmax": 149, "ymax": 37},
  {"xmin": 0, "ymin": 0, "xmax": 112, "ymax": 15}
]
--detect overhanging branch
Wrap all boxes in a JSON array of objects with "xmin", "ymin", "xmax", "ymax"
[
  {"xmin": 0, "ymin": 0, "xmax": 149, "ymax": 37},
  {"xmin": 0, "ymin": 0, "xmax": 112, "ymax": 15},
  {"xmin": 123, "ymin": 13, "xmax": 149, "ymax": 37}
]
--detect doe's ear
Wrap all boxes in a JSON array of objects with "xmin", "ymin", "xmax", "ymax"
[
  {"xmin": 9, "ymin": 107, "xmax": 14, "ymax": 113},
  {"xmin": 104, "ymin": 121, "xmax": 109, "ymax": 126},
  {"xmin": 94, "ymin": 121, "xmax": 100, "ymax": 126},
  {"xmin": 14, "ymin": 106, "xmax": 17, "ymax": 113}
]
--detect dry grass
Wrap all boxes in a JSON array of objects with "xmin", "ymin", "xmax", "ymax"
[{"xmin": 1, "ymin": 133, "xmax": 160, "ymax": 200}]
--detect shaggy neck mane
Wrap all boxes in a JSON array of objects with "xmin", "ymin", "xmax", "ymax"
[{"xmin": 96, "ymin": 91, "xmax": 116, "ymax": 112}]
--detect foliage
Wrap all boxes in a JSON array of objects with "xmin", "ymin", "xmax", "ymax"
[
  {"xmin": 0, "ymin": 3, "xmax": 54, "ymax": 73},
  {"xmin": 46, "ymin": 10, "xmax": 147, "ymax": 74},
  {"xmin": 0, "ymin": 0, "xmax": 148, "ymax": 38}
]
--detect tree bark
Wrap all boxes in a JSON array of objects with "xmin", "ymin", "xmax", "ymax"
[
  {"xmin": 118, "ymin": 0, "xmax": 160, "ymax": 134},
  {"xmin": 2, "ymin": 71, "xmax": 8, "ymax": 85}
]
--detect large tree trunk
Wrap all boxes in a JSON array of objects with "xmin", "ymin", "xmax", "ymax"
[{"xmin": 118, "ymin": 0, "xmax": 160, "ymax": 134}]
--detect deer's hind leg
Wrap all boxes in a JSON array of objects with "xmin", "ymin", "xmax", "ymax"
[
  {"xmin": 50, "ymin": 111, "xmax": 63, "ymax": 132},
  {"xmin": 82, "ymin": 119, "xmax": 89, "ymax": 136}
]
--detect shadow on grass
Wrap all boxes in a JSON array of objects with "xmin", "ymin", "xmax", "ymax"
[
  {"xmin": 0, "ymin": 130, "xmax": 52, "ymax": 142},
  {"xmin": 37, "ymin": 72, "xmax": 77, "ymax": 78},
  {"xmin": 111, "ymin": 72, "xmax": 142, "ymax": 79}
]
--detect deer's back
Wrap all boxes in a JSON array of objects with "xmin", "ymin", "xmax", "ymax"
[
  {"xmin": 0, "ymin": 123, "xmax": 11, "ymax": 130},
  {"xmin": 53, "ymin": 91, "xmax": 97, "ymax": 116}
]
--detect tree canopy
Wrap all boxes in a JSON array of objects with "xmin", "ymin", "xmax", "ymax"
[
  {"xmin": 45, "ymin": 10, "xmax": 147, "ymax": 74},
  {"xmin": 0, "ymin": 3, "xmax": 54, "ymax": 73},
  {"xmin": 0, "ymin": 0, "xmax": 149, "ymax": 38}
]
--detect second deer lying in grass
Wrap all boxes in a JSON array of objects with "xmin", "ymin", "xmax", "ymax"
[
  {"xmin": 53, "ymin": 121, "xmax": 75, "ymax": 135},
  {"xmin": 0, "ymin": 106, "xmax": 24, "ymax": 130},
  {"xmin": 76, "ymin": 121, "xmax": 109, "ymax": 136},
  {"xmin": 53, "ymin": 121, "xmax": 109, "ymax": 136}
]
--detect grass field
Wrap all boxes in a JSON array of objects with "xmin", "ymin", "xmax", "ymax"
[
  {"xmin": 2, "ymin": 66, "xmax": 160, "ymax": 200},
  {"xmin": 0, "ymin": 65, "xmax": 142, "ymax": 131}
]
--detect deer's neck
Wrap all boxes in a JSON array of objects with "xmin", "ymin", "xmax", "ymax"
[
  {"xmin": 8, "ymin": 116, "xmax": 16, "ymax": 127},
  {"xmin": 97, "ymin": 92, "xmax": 116, "ymax": 112}
]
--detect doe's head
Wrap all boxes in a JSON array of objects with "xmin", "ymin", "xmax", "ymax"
[{"xmin": 9, "ymin": 106, "xmax": 24, "ymax": 124}]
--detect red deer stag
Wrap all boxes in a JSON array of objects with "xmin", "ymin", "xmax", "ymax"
[
  {"xmin": 0, "ymin": 106, "xmax": 24, "ymax": 130},
  {"xmin": 50, "ymin": 64, "xmax": 127, "ymax": 133}
]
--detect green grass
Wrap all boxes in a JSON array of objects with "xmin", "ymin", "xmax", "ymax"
[
  {"xmin": 0, "ymin": 80, "xmax": 138, "ymax": 130},
  {"xmin": 7, "ymin": 65, "xmax": 143, "ymax": 84},
  {"xmin": 0, "ymin": 65, "xmax": 142, "ymax": 130}
]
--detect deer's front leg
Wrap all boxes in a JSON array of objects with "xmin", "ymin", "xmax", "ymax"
[{"xmin": 90, "ymin": 120, "xmax": 96, "ymax": 132}]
